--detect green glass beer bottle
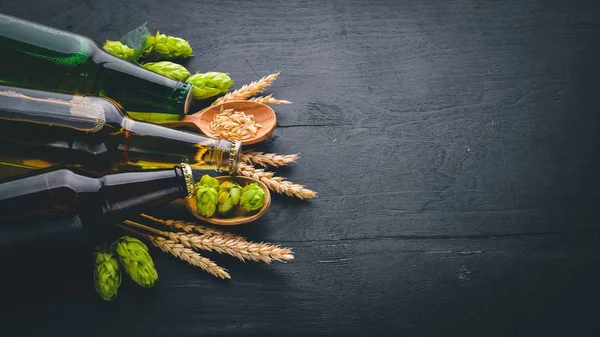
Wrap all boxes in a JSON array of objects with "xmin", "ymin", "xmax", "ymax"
[{"xmin": 0, "ymin": 13, "xmax": 193, "ymax": 115}]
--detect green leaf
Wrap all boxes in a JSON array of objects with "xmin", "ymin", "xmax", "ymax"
[
  {"xmin": 131, "ymin": 36, "xmax": 153, "ymax": 63},
  {"xmin": 120, "ymin": 22, "xmax": 151, "ymax": 49},
  {"xmin": 119, "ymin": 22, "xmax": 153, "ymax": 63}
]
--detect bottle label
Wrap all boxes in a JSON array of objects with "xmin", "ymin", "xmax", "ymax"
[{"xmin": 0, "ymin": 90, "xmax": 106, "ymax": 133}]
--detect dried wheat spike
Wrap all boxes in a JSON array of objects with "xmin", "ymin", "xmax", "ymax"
[
  {"xmin": 212, "ymin": 73, "xmax": 280, "ymax": 106},
  {"xmin": 140, "ymin": 214, "xmax": 244, "ymax": 239},
  {"xmin": 237, "ymin": 163, "xmax": 317, "ymax": 199},
  {"xmin": 127, "ymin": 217, "xmax": 294, "ymax": 263},
  {"xmin": 151, "ymin": 236, "xmax": 231, "ymax": 279},
  {"xmin": 241, "ymin": 150, "xmax": 299, "ymax": 167},
  {"xmin": 117, "ymin": 223, "xmax": 230, "ymax": 279},
  {"xmin": 167, "ymin": 232, "xmax": 294, "ymax": 264},
  {"xmin": 247, "ymin": 94, "xmax": 291, "ymax": 105}
]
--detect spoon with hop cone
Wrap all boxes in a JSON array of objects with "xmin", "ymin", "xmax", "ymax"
[{"xmin": 184, "ymin": 175, "xmax": 271, "ymax": 226}]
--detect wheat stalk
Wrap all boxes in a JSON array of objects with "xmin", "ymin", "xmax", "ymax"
[
  {"xmin": 247, "ymin": 94, "xmax": 291, "ymax": 105},
  {"xmin": 168, "ymin": 232, "xmax": 294, "ymax": 264},
  {"xmin": 237, "ymin": 163, "xmax": 317, "ymax": 199},
  {"xmin": 117, "ymin": 223, "xmax": 230, "ymax": 279},
  {"xmin": 212, "ymin": 73, "xmax": 280, "ymax": 106},
  {"xmin": 241, "ymin": 150, "xmax": 299, "ymax": 167},
  {"xmin": 125, "ymin": 218, "xmax": 293, "ymax": 264},
  {"xmin": 152, "ymin": 236, "xmax": 231, "ymax": 279},
  {"xmin": 140, "ymin": 214, "xmax": 242, "ymax": 239}
]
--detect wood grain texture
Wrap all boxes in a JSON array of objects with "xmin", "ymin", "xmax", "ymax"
[{"xmin": 0, "ymin": 0, "xmax": 599, "ymax": 336}]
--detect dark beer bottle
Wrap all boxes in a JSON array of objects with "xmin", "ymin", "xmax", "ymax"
[{"xmin": 0, "ymin": 163, "xmax": 195, "ymax": 246}]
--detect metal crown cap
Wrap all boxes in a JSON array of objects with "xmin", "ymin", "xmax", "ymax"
[
  {"xmin": 228, "ymin": 141, "xmax": 242, "ymax": 174},
  {"xmin": 180, "ymin": 163, "xmax": 195, "ymax": 198}
]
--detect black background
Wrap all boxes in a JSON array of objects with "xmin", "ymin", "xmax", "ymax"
[{"xmin": 0, "ymin": 0, "xmax": 599, "ymax": 336}]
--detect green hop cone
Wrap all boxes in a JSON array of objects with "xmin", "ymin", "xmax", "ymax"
[
  {"xmin": 142, "ymin": 61, "xmax": 191, "ymax": 81},
  {"xmin": 146, "ymin": 31, "xmax": 193, "ymax": 59},
  {"xmin": 196, "ymin": 184, "xmax": 218, "ymax": 217},
  {"xmin": 93, "ymin": 251, "xmax": 121, "ymax": 301},
  {"xmin": 199, "ymin": 174, "xmax": 220, "ymax": 190},
  {"xmin": 112, "ymin": 236, "xmax": 158, "ymax": 288},
  {"xmin": 218, "ymin": 181, "xmax": 242, "ymax": 214},
  {"xmin": 240, "ymin": 183, "xmax": 266, "ymax": 212},
  {"xmin": 103, "ymin": 40, "xmax": 135, "ymax": 60},
  {"xmin": 186, "ymin": 72, "xmax": 234, "ymax": 100}
]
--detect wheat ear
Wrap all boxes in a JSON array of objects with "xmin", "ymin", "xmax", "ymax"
[
  {"xmin": 247, "ymin": 94, "xmax": 291, "ymax": 105},
  {"xmin": 125, "ymin": 219, "xmax": 293, "ymax": 264},
  {"xmin": 241, "ymin": 150, "xmax": 299, "ymax": 167},
  {"xmin": 140, "ymin": 214, "xmax": 242, "ymax": 239},
  {"xmin": 152, "ymin": 236, "xmax": 231, "ymax": 279},
  {"xmin": 212, "ymin": 73, "xmax": 280, "ymax": 106},
  {"xmin": 237, "ymin": 163, "xmax": 317, "ymax": 199},
  {"xmin": 119, "ymin": 222, "xmax": 230, "ymax": 279},
  {"xmin": 168, "ymin": 233, "xmax": 294, "ymax": 264}
]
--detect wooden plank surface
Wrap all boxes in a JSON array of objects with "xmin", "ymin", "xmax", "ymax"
[{"xmin": 0, "ymin": 0, "xmax": 599, "ymax": 336}]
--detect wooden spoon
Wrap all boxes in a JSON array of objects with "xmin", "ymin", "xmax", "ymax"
[
  {"xmin": 163, "ymin": 101, "xmax": 277, "ymax": 145},
  {"xmin": 186, "ymin": 175, "xmax": 271, "ymax": 226}
]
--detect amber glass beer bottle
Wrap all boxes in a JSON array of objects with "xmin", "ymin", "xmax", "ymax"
[{"xmin": 0, "ymin": 85, "xmax": 241, "ymax": 174}]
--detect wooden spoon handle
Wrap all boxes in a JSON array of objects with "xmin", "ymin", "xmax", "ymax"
[{"xmin": 161, "ymin": 113, "xmax": 205, "ymax": 132}]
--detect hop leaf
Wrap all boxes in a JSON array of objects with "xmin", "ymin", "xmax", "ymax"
[
  {"xmin": 146, "ymin": 31, "xmax": 193, "ymax": 59},
  {"xmin": 186, "ymin": 72, "xmax": 234, "ymax": 100},
  {"xmin": 142, "ymin": 61, "xmax": 191, "ymax": 81},
  {"xmin": 93, "ymin": 251, "xmax": 121, "ymax": 301},
  {"xmin": 103, "ymin": 40, "xmax": 135, "ymax": 60},
  {"xmin": 112, "ymin": 236, "xmax": 158, "ymax": 288},
  {"xmin": 240, "ymin": 183, "xmax": 266, "ymax": 212},
  {"xmin": 218, "ymin": 181, "xmax": 242, "ymax": 214}
]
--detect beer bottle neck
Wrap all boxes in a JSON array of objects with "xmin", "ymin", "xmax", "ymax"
[
  {"xmin": 122, "ymin": 117, "xmax": 241, "ymax": 174},
  {"xmin": 91, "ymin": 48, "xmax": 193, "ymax": 115},
  {"xmin": 99, "ymin": 165, "xmax": 192, "ymax": 223}
]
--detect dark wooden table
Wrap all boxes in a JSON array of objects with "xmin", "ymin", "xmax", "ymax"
[{"xmin": 1, "ymin": 0, "xmax": 599, "ymax": 336}]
